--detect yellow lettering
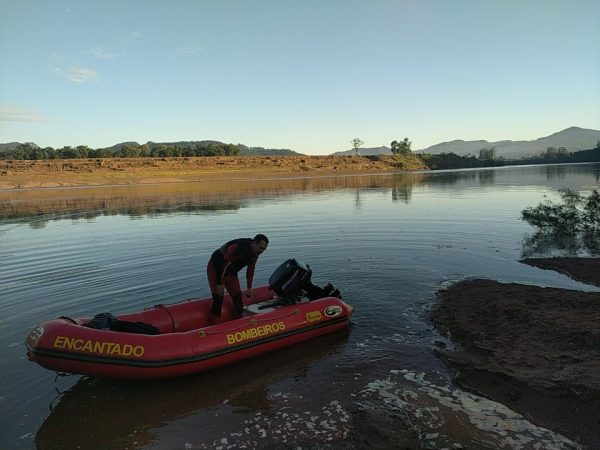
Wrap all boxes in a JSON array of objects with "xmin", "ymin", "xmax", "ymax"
[
  {"xmin": 53, "ymin": 336, "xmax": 66, "ymax": 349},
  {"xmin": 50, "ymin": 336, "xmax": 144, "ymax": 358},
  {"xmin": 226, "ymin": 321, "xmax": 287, "ymax": 345},
  {"xmin": 93, "ymin": 341, "xmax": 106, "ymax": 353},
  {"xmin": 62, "ymin": 337, "xmax": 73, "ymax": 350}
]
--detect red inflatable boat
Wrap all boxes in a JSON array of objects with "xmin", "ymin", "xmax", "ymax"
[{"xmin": 26, "ymin": 260, "xmax": 353, "ymax": 379}]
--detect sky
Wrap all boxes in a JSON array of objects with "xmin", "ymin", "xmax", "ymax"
[{"xmin": 1, "ymin": 0, "xmax": 599, "ymax": 155}]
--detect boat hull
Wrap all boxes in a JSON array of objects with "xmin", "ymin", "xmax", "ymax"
[{"xmin": 26, "ymin": 286, "xmax": 353, "ymax": 379}]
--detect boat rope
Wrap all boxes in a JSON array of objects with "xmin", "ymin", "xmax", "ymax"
[
  {"xmin": 198, "ymin": 309, "xmax": 300, "ymax": 337},
  {"xmin": 153, "ymin": 304, "xmax": 179, "ymax": 332},
  {"xmin": 52, "ymin": 372, "xmax": 76, "ymax": 397},
  {"xmin": 50, "ymin": 372, "xmax": 78, "ymax": 411},
  {"xmin": 54, "ymin": 371, "xmax": 76, "ymax": 382}
]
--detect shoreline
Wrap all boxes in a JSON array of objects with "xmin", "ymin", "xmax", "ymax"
[
  {"xmin": 431, "ymin": 257, "xmax": 600, "ymax": 448},
  {"xmin": 0, "ymin": 155, "xmax": 428, "ymax": 190}
]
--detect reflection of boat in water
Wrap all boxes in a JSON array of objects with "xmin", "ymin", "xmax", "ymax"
[
  {"xmin": 26, "ymin": 260, "xmax": 353, "ymax": 379},
  {"xmin": 35, "ymin": 330, "xmax": 351, "ymax": 449}
]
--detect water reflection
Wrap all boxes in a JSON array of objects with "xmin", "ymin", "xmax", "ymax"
[
  {"xmin": 391, "ymin": 184, "xmax": 412, "ymax": 203},
  {"xmin": 3, "ymin": 165, "xmax": 599, "ymax": 225},
  {"xmin": 3, "ymin": 175, "xmax": 428, "ymax": 223},
  {"xmin": 35, "ymin": 332, "xmax": 349, "ymax": 450},
  {"xmin": 544, "ymin": 165, "xmax": 567, "ymax": 179},
  {"xmin": 477, "ymin": 170, "xmax": 495, "ymax": 185},
  {"xmin": 522, "ymin": 231, "xmax": 600, "ymax": 257}
]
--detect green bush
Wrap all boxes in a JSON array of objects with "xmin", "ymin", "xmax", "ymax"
[{"xmin": 521, "ymin": 188, "xmax": 600, "ymax": 233}]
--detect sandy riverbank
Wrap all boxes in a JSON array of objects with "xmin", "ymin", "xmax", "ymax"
[
  {"xmin": 0, "ymin": 155, "xmax": 428, "ymax": 190},
  {"xmin": 431, "ymin": 257, "xmax": 600, "ymax": 448}
]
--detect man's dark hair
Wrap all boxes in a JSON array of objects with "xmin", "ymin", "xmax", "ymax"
[{"xmin": 253, "ymin": 234, "xmax": 269, "ymax": 244}]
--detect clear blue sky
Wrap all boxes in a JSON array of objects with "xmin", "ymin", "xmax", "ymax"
[{"xmin": 1, "ymin": 0, "xmax": 599, "ymax": 154}]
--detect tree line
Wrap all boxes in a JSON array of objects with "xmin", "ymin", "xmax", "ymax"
[{"xmin": 0, "ymin": 142, "xmax": 241, "ymax": 160}]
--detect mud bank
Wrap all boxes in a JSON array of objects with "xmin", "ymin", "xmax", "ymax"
[
  {"xmin": 521, "ymin": 257, "xmax": 600, "ymax": 287},
  {"xmin": 0, "ymin": 155, "xmax": 427, "ymax": 190},
  {"xmin": 431, "ymin": 258, "xmax": 600, "ymax": 448}
]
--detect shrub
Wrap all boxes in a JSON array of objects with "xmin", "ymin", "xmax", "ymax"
[{"xmin": 521, "ymin": 188, "xmax": 600, "ymax": 233}]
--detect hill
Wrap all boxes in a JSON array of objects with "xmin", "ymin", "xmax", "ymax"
[
  {"xmin": 0, "ymin": 140, "xmax": 303, "ymax": 157},
  {"xmin": 419, "ymin": 127, "xmax": 600, "ymax": 159},
  {"xmin": 103, "ymin": 141, "xmax": 303, "ymax": 156},
  {"xmin": 0, "ymin": 142, "xmax": 22, "ymax": 150}
]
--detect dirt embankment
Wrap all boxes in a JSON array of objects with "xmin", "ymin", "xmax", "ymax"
[
  {"xmin": 431, "ymin": 258, "xmax": 600, "ymax": 448},
  {"xmin": 521, "ymin": 257, "xmax": 600, "ymax": 287},
  {"xmin": 0, "ymin": 155, "xmax": 428, "ymax": 190}
]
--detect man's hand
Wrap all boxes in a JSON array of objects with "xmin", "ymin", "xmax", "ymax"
[{"xmin": 216, "ymin": 285, "xmax": 225, "ymax": 296}]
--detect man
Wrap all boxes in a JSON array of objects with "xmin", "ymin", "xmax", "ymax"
[{"xmin": 207, "ymin": 234, "xmax": 269, "ymax": 321}]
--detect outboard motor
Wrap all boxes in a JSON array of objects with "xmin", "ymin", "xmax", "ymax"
[{"xmin": 268, "ymin": 259, "xmax": 341, "ymax": 304}]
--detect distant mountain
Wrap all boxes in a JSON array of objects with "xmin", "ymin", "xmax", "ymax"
[
  {"xmin": 331, "ymin": 146, "xmax": 391, "ymax": 156},
  {"xmin": 4, "ymin": 127, "xmax": 599, "ymax": 159},
  {"xmin": 101, "ymin": 140, "xmax": 303, "ymax": 156},
  {"xmin": 418, "ymin": 127, "xmax": 600, "ymax": 159},
  {"xmin": 103, "ymin": 141, "xmax": 141, "ymax": 152},
  {"xmin": 0, "ymin": 142, "xmax": 22, "ymax": 150},
  {"xmin": 0, "ymin": 140, "xmax": 303, "ymax": 157}
]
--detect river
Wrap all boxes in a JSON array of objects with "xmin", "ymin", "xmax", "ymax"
[{"xmin": 1, "ymin": 163, "xmax": 599, "ymax": 449}]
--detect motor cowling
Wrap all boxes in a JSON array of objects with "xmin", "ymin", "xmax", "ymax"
[
  {"xmin": 269, "ymin": 259, "xmax": 341, "ymax": 301},
  {"xmin": 269, "ymin": 259, "xmax": 312, "ymax": 298}
]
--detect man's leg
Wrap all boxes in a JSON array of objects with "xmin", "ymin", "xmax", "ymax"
[
  {"xmin": 231, "ymin": 293, "xmax": 244, "ymax": 317},
  {"xmin": 210, "ymin": 293, "xmax": 223, "ymax": 317},
  {"xmin": 207, "ymin": 260, "xmax": 223, "ymax": 320},
  {"xmin": 224, "ymin": 275, "xmax": 243, "ymax": 318}
]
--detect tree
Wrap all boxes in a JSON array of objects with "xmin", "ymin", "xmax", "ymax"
[
  {"xmin": 478, "ymin": 147, "xmax": 496, "ymax": 160},
  {"xmin": 391, "ymin": 138, "xmax": 411, "ymax": 156},
  {"xmin": 14, "ymin": 142, "xmax": 41, "ymax": 159},
  {"xmin": 57, "ymin": 146, "xmax": 78, "ymax": 158},
  {"xmin": 223, "ymin": 143, "xmax": 240, "ymax": 156},
  {"xmin": 76, "ymin": 145, "xmax": 91, "ymax": 158},
  {"xmin": 521, "ymin": 188, "xmax": 600, "ymax": 233},
  {"xmin": 95, "ymin": 148, "xmax": 113, "ymax": 158},
  {"xmin": 351, "ymin": 138, "xmax": 364, "ymax": 156},
  {"xmin": 545, "ymin": 147, "xmax": 557, "ymax": 159}
]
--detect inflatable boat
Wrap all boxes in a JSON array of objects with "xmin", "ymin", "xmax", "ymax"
[{"xmin": 26, "ymin": 260, "xmax": 353, "ymax": 379}]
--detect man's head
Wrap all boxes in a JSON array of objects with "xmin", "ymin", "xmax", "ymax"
[{"xmin": 252, "ymin": 234, "xmax": 269, "ymax": 255}]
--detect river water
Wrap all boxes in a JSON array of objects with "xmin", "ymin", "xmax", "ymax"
[{"xmin": 1, "ymin": 163, "xmax": 599, "ymax": 449}]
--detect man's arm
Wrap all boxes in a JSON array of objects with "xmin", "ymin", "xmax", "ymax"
[{"xmin": 246, "ymin": 257, "xmax": 257, "ymax": 289}]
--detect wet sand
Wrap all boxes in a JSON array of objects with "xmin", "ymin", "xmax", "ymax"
[
  {"xmin": 521, "ymin": 257, "xmax": 600, "ymax": 287},
  {"xmin": 431, "ymin": 258, "xmax": 600, "ymax": 448}
]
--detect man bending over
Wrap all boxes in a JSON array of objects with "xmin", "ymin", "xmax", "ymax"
[{"xmin": 206, "ymin": 234, "xmax": 269, "ymax": 321}]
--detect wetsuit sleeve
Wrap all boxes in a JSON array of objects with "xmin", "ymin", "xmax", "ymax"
[
  {"xmin": 246, "ymin": 257, "xmax": 257, "ymax": 289},
  {"xmin": 221, "ymin": 243, "xmax": 241, "ymax": 281}
]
